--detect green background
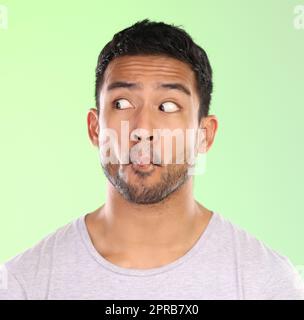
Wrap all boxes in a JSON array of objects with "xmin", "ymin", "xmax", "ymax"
[{"xmin": 0, "ymin": 0, "xmax": 303, "ymax": 269}]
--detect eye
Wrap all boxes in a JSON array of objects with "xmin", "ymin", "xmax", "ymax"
[
  {"xmin": 113, "ymin": 98, "xmax": 133, "ymax": 110},
  {"xmin": 159, "ymin": 101, "xmax": 179, "ymax": 113}
]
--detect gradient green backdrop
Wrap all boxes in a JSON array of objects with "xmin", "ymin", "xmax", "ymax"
[{"xmin": 0, "ymin": 1, "xmax": 303, "ymax": 271}]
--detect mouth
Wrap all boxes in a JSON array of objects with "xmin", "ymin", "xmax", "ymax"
[
  {"xmin": 129, "ymin": 156, "xmax": 162, "ymax": 167},
  {"xmin": 131, "ymin": 163, "xmax": 154, "ymax": 171},
  {"xmin": 130, "ymin": 160, "xmax": 162, "ymax": 170}
]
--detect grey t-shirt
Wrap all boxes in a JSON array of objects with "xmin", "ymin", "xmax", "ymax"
[{"xmin": 1, "ymin": 211, "xmax": 304, "ymax": 300}]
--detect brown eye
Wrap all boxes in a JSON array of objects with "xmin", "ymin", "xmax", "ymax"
[
  {"xmin": 113, "ymin": 98, "xmax": 133, "ymax": 109},
  {"xmin": 159, "ymin": 101, "xmax": 179, "ymax": 113}
]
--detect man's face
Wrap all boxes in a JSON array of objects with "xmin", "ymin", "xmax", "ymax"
[{"xmin": 95, "ymin": 54, "xmax": 203, "ymax": 204}]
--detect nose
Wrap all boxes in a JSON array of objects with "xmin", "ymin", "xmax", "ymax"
[{"xmin": 130, "ymin": 106, "xmax": 154, "ymax": 142}]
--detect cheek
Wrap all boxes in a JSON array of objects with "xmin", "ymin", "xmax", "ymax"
[
  {"xmin": 97, "ymin": 118, "xmax": 123, "ymax": 163},
  {"xmin": 151, "ymin": 128, "xmax": 187, "ymax": 164}
]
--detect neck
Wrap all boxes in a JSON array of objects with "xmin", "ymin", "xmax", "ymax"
[{"xmin": 92, "ymin": 177, "xmax": 209, "ymax": 251}]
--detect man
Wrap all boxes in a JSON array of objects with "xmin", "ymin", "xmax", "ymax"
[{"xmin": 1, "ymin": 19, "xmax": 304, "ymax": 300}]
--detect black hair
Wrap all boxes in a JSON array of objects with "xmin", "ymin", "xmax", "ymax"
[{"xmin": 95, "ymin": 19, "xmax": 213, "ymax": 121}]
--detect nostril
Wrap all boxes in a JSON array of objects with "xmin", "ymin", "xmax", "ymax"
[
  {"xmin": 133, "ymin": 134, "xmax": 153, "ymax": 141},
  {"xmin": 133, "ymin": 134, "xmax": 141, "ymax": 141}
]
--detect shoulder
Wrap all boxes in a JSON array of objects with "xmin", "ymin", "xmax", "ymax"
[
  {"xmin": 0, "ymin": 216, "xmax": 82, "ymax": 299},
  {"xmin": 213, "ymin": 212, "xmax": 304, "ymax": 299},
  {"xmin": 5, "ymin": 217, "xmax": 80, "ymax": 270}
]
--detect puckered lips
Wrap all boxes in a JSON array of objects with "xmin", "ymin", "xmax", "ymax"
[{"xmin": 130, "ymin": 154, "xmax": 161, "ymax": 171}]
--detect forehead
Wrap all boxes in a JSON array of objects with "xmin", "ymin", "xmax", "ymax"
[{"xmin": 103, "ymin": 54, "xmax": 197, "ymax": 89}]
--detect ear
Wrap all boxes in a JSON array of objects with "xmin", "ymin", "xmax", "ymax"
[
  {"xmin": 197, "ymin": 115, "xmax": 218, "ymax": 153},
  {"xmin": 87, "ymin": 108, "xmax": 99, "ymax": 147}
]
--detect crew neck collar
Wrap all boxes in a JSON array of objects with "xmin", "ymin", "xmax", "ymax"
[{"xmin": 77, "ymin": 210, "xmax": 219, "ymax": 277}]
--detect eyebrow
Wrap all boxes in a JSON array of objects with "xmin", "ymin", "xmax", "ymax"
[{"xmin": 106, "ymin": 81, "xmax": 191, "ymax": 96}]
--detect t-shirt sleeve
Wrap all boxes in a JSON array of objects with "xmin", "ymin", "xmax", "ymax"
[
  {"xmin": 238, "ymin": 228, "xmax": 304, "ymax": 300},
  {"xmin": 0, "ymin": 264, "xmax": 27, "ymax": 300},
  {"xmin": 260, "ymin": 256, "xmax": 304, "ymax": 300}
]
